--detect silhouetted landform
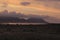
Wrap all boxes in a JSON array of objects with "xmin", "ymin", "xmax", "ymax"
[
  {"xmin": 0, "ymin": 10, "xmax": 47, "ymax": 23},
  {"xmin": 40, "ymin": 15, "xmax": 60, "ymax": 23},
  {"xmin": 27, "ymin": 17, "xmax": 47, "ymax": 23},
  {"xmin": 0, "ymin": 24, "xmax": 59, "ymax": 40},
  {"xmin": 0, "ymin": 17, "xmax": 47, "ymax": 23}
]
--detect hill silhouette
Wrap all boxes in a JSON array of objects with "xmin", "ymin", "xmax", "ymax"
[{"xmin": 0, "ymin": 10, "xmax": 47, "ymax": 23}]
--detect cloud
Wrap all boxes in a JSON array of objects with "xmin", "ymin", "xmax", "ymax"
[
  {"xmin": 20, "ymin": 2, "xmax": 31, "ymax": 6},
  {"xmin": 0, "ymin": 0, "xmax": 60, "ymax": 14}
]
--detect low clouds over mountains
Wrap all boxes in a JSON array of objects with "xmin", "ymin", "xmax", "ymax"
[
  {"xmin": 0, "ymin": 10, "xmax": 60, "ymax": 23},
  {"xmin": 0, "ymin": 10, "xmax": 47, "ymax": 23}
]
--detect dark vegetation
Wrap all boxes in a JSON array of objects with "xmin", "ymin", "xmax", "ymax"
[{"xmin": 0, "ymin": 24, "xmax": 59, "ymax": 40}]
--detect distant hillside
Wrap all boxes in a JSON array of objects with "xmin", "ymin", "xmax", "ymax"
[
  {"xmin": 0, "ymin": 10, "xmax": 47, "ymax": 23},
  {"xmin": 0, "ymin": 16, "xmax": 47, "ymax": 23},
  {"xmin": 41, "ymin": 15, "xmax": 60, "ymax": 23}
]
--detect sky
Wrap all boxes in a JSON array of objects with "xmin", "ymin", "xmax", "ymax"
[{"xmin": 0, "ymin": 0, "xmax": 60, "ymax": 23}]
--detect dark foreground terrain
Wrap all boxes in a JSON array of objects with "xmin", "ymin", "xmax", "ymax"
[{"xmin": 0, "ymin": 24, "xmax": 60, "ymax": 40}]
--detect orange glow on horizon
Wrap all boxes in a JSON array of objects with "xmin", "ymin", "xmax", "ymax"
[{"xmin": 0, "ymin": 0, "xmax": 60, "ymax": 15}]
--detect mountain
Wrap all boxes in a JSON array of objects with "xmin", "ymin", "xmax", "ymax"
[
  {"xmin": 27, "ymin": 17, "xmax": 47, "ymax": 23},
  {"xmin": 41, "ymin": 15, "xmax": 60, "ymax": 23},
  {"xmin": 0, "ymin": 16, "xmax": 47, "ymax": 23},
  {"xmin": 0, "ymin": 17, "xmax": 26, "ymax": 23},
  {"xmin": 0, "ymin": 10, "xmax": 47, "ymax": 23}
]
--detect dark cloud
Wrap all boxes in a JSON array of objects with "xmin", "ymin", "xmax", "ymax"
[{"xmin": 20, "ymin": 2, "xmax": 31, "ymax": 6}]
